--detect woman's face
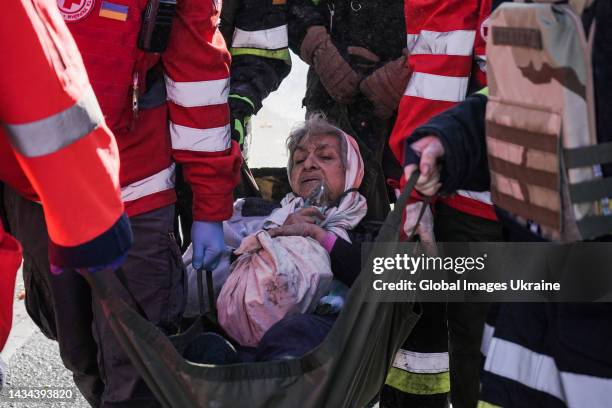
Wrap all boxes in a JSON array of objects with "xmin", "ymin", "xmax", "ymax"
[{"xmin": 290, "ymin": 134, "xmax": 346, "ymax": 202}]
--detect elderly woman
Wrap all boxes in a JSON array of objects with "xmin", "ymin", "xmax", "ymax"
[
  {"xmin": 185, "ymin": 114, "xmax": 372, "ymax": 364},
  {"xmin": 264, "ymin": 114, "xmax": 367, "ymax": 281},
  {"xmin": 243, "ymin": 114, "xmax": 370, "ymax": 361}
]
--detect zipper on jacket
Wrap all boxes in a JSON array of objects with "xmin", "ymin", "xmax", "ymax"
[
  {"xmin": 328, "ymin": 2, "xmax": 335, "ymax": 33},
  {"xmin": 131, "ymin": 72, "xmax": 140, "ymax": 130}
]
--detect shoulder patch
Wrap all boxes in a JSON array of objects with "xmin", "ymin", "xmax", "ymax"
[{"xmin": 57, "ymin": 0, "xmax": 96, "ymax": 22}]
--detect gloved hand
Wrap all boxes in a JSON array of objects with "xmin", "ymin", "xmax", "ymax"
[
  {"xmin": 300, "ymin": 26, "xmax": 378, "ymax": 104},
  {"xmin": 229, "ymin": 94, "xmax": 255, "ymax": 150},
  {"xmin": 360, "ymin": 49, "xmax": 412, "ymax": 119},
  {"xmin": 191, "ymin": 221, "xmax": 224, "ymax": 270},
  {"xmin": 346, "ymin": 46, "xmax": 380, "ymax": 71}
]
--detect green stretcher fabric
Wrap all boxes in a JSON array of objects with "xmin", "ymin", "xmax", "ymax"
[{"xmin": 86, "ymin": 173, "xmax": 422, "ymax": 408}]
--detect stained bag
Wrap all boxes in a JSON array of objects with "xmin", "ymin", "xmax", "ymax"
[{"xmin": 217, "ymin": 232, "xmax": 333, "ymax": 347}]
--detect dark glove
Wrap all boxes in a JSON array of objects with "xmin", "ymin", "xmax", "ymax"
[
  {"xmin": 300, "ymin": 26, "xmax": 378, "ymax": 104},
  {"xmin": 359, "ymin": 50, "xmax": 411, "ymax": 119},
  {"xmin": 229, "ymin": 94, "xmax": 255, "ymax": 149}
]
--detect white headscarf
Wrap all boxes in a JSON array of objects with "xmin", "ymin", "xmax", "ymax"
[{"xmin": 263, "ymin": 131, "xmax": 367, "ymax": 242}]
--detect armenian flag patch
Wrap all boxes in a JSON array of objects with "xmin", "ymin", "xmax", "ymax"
[{"xmin": 99, "ymin": 1, "xmax": 129, "ymax": 21}]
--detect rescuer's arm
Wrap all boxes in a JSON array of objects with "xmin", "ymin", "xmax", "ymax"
[
  {"xmin": 0, "ymin": 0, "xmax": 131, "ymax": 270},
  {"xmin": 388, "ymin": 0, "xmax": 483, "ymax": 167},
  {"xmin": 161, "ymin": 0, "xmax": 241, "ymax": 269},
  {"xmin": 222, "ymin": 0, "xmax": 291, "ymax": 147},
  {"xmin": 387, "ymin": 0, "xmax": 488, "ymax": 232},
  {"xmin": 408, "ymin": 92, "xmax": 490, "ymax": 195}
]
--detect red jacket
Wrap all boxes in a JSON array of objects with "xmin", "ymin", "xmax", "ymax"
[
  {"xmin": 0, "ymin": 0, "xmax": 131, "ymax": 350},
  {"xmin": 58, "ymin": 0, "xmax": 241, "ymax": 221},
  {"xmin": 390, "ymin": 0, "xmax": 496, "ymax": 220}
]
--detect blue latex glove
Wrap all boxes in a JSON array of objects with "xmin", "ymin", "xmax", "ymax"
[{"xmin": 191, "ymin": 221, "xmax": 224, "ymax": 270}]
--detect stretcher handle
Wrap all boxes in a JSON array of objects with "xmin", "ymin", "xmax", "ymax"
[
  {"xmin": 404, "ymin": 146, "xmax": 421, "ymax": 167},
  {"xmin": 403, "ymin": 146, "xmax": 432, "ymax": 241},
  {"xmin": 196, "ymin": 266, "xmax": 217, "ymax": 319}
]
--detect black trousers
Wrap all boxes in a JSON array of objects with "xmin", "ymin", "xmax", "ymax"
[
  {"xmin": 3, "ymin": 187, "xmax": 185, "ymax": 407},
  {"xmin": 436, "ymin": 203, "xmax": 502, "ymax": 408},
  {"xmin": 381, "ymin": 202, "xmax": 502, "ymax": 408}
]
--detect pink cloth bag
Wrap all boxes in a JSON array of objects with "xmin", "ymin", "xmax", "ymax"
[{"xmin": 217, "ymin": 231, "xmax": 333, "ymax": 347}]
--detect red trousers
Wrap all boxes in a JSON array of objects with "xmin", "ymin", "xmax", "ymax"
[{"xmin": 0, "ymin": 226, "xmax": 22, "ymax": 351}]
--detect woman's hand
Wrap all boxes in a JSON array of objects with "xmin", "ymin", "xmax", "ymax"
[
  {"xmin": 283, "ymin": 207, "xmax": 324, "ymax": 226},
  {"xmin": 268, "ymin": 222, "xmax": 327, "ymax": 244}
]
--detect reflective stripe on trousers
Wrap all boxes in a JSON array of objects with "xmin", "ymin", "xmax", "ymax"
[
  {"xmin": 483, "ymin": 337, "xmax": 612, "ymax": 407},
  {"xmin": 480, "ymin": 322, "xmax": 495, "ymax": 357},
  {"xmin": 386, "ymin": 350, "xmax": 450, "ymax": 395},
  {"xmin": 385, "ymin": 367, "xmax": 450, "ymax": 395}
]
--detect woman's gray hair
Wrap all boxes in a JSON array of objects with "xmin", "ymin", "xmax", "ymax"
[{"xmin": 286, "ymin": 113, "xmax": 347, "ymax": 175}]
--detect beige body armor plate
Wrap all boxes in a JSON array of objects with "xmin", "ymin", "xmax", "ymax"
[{"xmin": 485, "ymin": 0, "xmax": 612, "ymax": 241}]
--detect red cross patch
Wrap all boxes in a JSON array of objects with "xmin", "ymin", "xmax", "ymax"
[{"xmin": 58, "ymin": 0, "xmax": 95, "ymax": 22}]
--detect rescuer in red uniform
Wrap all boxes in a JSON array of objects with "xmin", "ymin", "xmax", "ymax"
[
  {"xmin": 2, "ymin": 0, "xmax": 241, "ymax": 406},
  {"xmin": 0, "ymin": 0, "xmax": 131, "ymax": 360}
]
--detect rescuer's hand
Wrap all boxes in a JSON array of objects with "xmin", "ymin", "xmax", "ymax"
[
  {"xmin": 360, "ymin": 50, "xmax": 411, "ymax": 119},
  {"xmin": 191, "ymin": 221, "xmax": 224, "ymax": 270},
  {"xmin": 404, "ymin": 136, "xmax": 445, "ymax": 197}
]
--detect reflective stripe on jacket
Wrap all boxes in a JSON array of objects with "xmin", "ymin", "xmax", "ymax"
[
  {"xmin": 220, "ymin": 0, "xmax": 291, "ymax": 114},
  {"xmin": 58, "ymin": 0, "xmax": 241, "ymax": 221},
  {"xmin": 0, "ymin": 0, "xmax": 131, "ymax": 267},
  {"xmin": 390, "ymin": 0, "xmax": 496, "ymax": 220}
]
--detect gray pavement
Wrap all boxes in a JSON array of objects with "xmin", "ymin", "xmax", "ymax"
[{"xmin": 0, "ymin": 269, "xmax": 89, "ymax": 407}]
